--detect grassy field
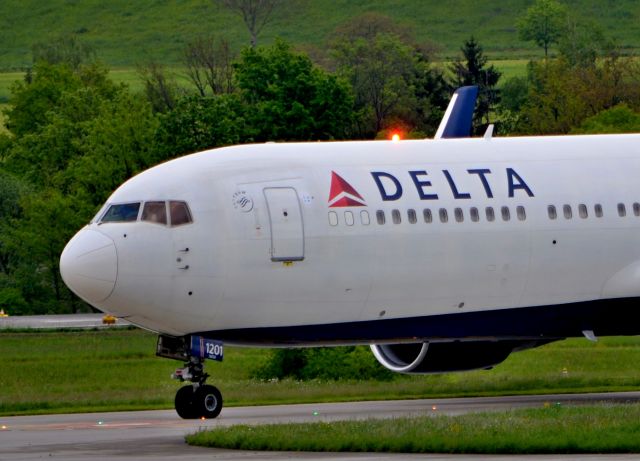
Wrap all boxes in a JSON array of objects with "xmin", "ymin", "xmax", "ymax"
[
  {"xmin": 0, "ymin": 329, "xmax": 639, "ymax": 416},
  {"xmin": 187, "ymin": 404, "xmax": 640, "ymax": 453},
  {"xmin": 1, "ymin": 1, "xmax": 639, "ymax": 69}
]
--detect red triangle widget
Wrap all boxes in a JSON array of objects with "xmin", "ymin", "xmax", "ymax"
[{"xmin": 328, "ymin": 171, "xmax": 366, "ymax": 207}]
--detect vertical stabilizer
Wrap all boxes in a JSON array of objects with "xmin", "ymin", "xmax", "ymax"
[{"xmin": 434, "ymin": 86, "xmax": 478, "ymax": 139}]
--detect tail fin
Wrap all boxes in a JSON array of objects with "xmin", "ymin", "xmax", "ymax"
[{"xmin": 434, "ymin": 86, "xmax": 478, "ymax": 139}]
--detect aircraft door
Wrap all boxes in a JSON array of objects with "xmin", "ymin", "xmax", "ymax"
[{"xmin": 263, "ymin": 187, "xmax": 304, "ymax": 261}]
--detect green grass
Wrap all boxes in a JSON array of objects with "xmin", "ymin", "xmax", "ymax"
[
  {"xmin": 1, "ymin": 1, "xmax": 640, "ymax": 69},
  {"xmin": 0, "ymin": 329, "xmax": 639, "ymax": 416},
  {"xmin": 0, "ymin": 68, "xmax": 148, "ymax": 103},
  {"xmin": 187, "ymin": 404, "xmax": 640, "ymax": 453},
  {"xmin": 490, "ymin": 59, "xmax": 529, "ymax": 80}
]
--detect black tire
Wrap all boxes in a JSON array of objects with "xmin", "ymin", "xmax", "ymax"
[
  {"xmin": 194, "ymin": 384, "xmax": 223, "ymax": 419},
  {"xmin": 175, "ymin": 385, "xmax": 197, "ymax": 419}
]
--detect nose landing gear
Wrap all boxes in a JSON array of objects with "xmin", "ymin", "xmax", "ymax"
[
  {"xmin": 157, "ymin": 334, "xmax": 224, "ymax": 419},
  {"xmin": 173, "ymin": 358, "xmax": 223, "ymax": 419}
]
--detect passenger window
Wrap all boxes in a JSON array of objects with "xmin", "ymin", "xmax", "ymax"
[
  {"xmin": 423, "ymin": 208, "xmax": 433, "ymax": 223},
  {"xmin": 407, "ymin": 209, "xmax": 417, "ymax": 224},
  {"xmin": 470, "ymin": 207, "xmax": 479, "ymax": 222},
  {"xmin": 485, "ymin": 207, "xmax": 495, "ymax": 222},
  {"xmin": 634, "ymin": 203, "xmax": 640, "ymax": 217},
  {"xmin": 563, "ymin": 205, "xmax": 572, "ymax": 219},
  {"xmin": 548, "ymin": 205, "xmax": 557, "ymax": 220},
  {"xmin": 453, "ymin": 208, "xmax": 463, "ymax": 222},
  {"xmin": 618, "ymin": 203, "xmax": 627, "ymax": 217},
  {"xmin": 169, "ymin": 201, "xmax": 193, "ymax": 226},
  {"xmin": 101, "ymin": 202, "xmax": 141, "ymax": 223},
  {"xmin": 142, "ymin": 201, "xmax": 167, "ymax": 225},
  {"xmin": 516, "ymin": 206, "xmax": 526, "ymax": 221},
  {"xmin": 345, "ymin": 211, "xmax": 354, "ymax": 226},
  {"xmin": 360, "ymin": 210, "xmax": 370, "ymax": 225},
  {"xmin": 392, "ymin": 209, "xmax": 401, "ymax": 224},
  {"xmin": 578, "ymin": 204, "xmax": 588, "ymax": 219},
  {"xmin": 328, "ymin": 211, "xmax": 338, "ymax": 226},
  {"xmin": 376, "ymin": 210, "xmax": 386, "ymax": 225},
  {"xmin": 501, "ymin": 206, "xmax": 511, "ymax": 221},
  {"xmin": 439, "ymin": 208, "xmax": 448, "ymax": 223},
  {"xmin": 594, "ymin": 204, "xmax": 603, "ymax": 217}
]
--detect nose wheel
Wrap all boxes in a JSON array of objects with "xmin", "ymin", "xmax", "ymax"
[
  {"xmin": 175, "ymin": 384, "xmax": 223, "ymax": 419},
  {"xmin": 172, "ymin": 357, "xmax": 223, "ymax": 419}
]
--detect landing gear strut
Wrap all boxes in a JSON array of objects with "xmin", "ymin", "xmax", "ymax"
[{"xmin": 156, "ymin": 335, "xmax": 224, "ymax": 419}]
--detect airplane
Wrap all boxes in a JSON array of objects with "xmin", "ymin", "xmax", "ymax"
[{"xmin": 60, "ymin": 86, "xmax": 640, "ymax": 419}]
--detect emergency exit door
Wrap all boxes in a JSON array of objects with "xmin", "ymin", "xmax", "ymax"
[{"xmin": 263, "ymin": 187, "xmax": 304, "ymax": 261}]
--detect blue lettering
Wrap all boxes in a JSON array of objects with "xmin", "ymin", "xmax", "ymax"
[
  {"xmin": 467, "ymin": 169, "xmax": 493, "ymax": 198},
  {"xmin": 371, "ymin": 172, "xmax": 403, "ymax": 201},
  {"xmin": 409, "ymin": 170, "xmax": 438, "ymax": 200},
  {"xmin": 443, "ymin": 170, "xmax": 471, "ymax": 199},
  {"xmin": 507, "ymin": 168, "xmax": 534, "ymax": 197}
]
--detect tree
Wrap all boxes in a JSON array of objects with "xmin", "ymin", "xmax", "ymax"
[
  {"xmin": 450, "ymin": 37, "xmax": 501, "ymax": 130},
  {"xmin": 64, "ymin": 91, "xmax": 160, "ymax": 204},
  {"xmin": 4, "ymin": 63, "xmax": 84, "ymax": 137},
  {"xmin": 3, "ymin": 190, "xmax": 88, "ymax": 314},
  {"xmin": 137, "ymin": 59, "xmax": 178, "ymax": 113},
  {"xmin": 217, "ymin": 0, "xmax": 280, "ymax": 48},
  {"xmin": 333, "ymin": 34, "xmax": 415, "ymax": 135},
  {"xmin": 155, "ymin": 94, "xmax": 247, "ymax": 156},
  {"xmin": 331, "ymin": 17, "xmax": 449, "ymax": 138},
  {"xmin": 517, "ymin": 0, "xmax": 568, "ymax": 58},
  {"xmin": 500, "ymin": 76, "xmax": 529, "ymax": 113},
  {"xmin": 0, "ymin": 169, "xmax": 28, "ymax": 281},
  {"xmin": 184, "ymin": 36, "xmax": 235, "ymax": 96},
  {"xmin": 3, "ymin": 63, "xmax": 121, "ymax": 185},
  {"xmin": 518, "ymin": 56, "xmax": 640, "ymax": 134},
  {"xmin": 558, "ymin": 19, "xmax": 609, "ymax": 67},
  {"xmin": 31, "ymin": 34, "xmax": 95, "ymax": 69},
  {"xmin": 235, "ymin": 40, "xmax": 354, "ymax": 141}
]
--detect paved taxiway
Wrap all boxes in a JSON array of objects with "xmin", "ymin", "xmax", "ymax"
[
  {"xmin": 0, "ymin": 313, "xmax": 130, "ymax": 329},
  {"xmin": 1, "ymin": 392, "xmax": 639, "ymax": 461}
]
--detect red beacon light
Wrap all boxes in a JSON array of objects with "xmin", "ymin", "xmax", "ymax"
[{"xmin": 391, "ymin": 133, "xmax": 401, "ymax": 142}]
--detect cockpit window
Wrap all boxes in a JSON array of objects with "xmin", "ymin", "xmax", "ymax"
[
  {"xmin": 142, "ymin": 201, "xmax": 167, "ymax": 225},
  {"xmin": 169, "ymin": 201, "xmax": 193, "ymax": 226},
  {"xmin": 100, "ymin": 202, "xmax": 140, "ymax": 223}
]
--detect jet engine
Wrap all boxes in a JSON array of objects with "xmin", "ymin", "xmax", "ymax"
[{"xmin": 370, "ymin": 340, "xmax": 553, "ymax": 374}]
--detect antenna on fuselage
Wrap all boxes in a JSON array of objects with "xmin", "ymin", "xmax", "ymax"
[{"xmin": 434, "ymin": 86, "xmax": 478, "ymax": 139}]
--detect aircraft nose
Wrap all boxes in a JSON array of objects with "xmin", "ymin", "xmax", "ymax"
[{"xmin": 60, "ymin": 229, "xmax": 117, "ymax": 304}]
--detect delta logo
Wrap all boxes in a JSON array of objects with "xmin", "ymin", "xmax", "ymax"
[{"xmin": 328, "ymin": 171, "xmax": 366, "ymax": 207}]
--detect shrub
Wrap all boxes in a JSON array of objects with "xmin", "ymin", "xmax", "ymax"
[{"xmin": 252, "ymin": 346, "xmax": 394, "ymax": 381}]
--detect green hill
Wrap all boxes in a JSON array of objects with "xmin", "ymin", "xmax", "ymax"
[{"xmin": 1, "ymin": 0, "xmax": 639, "ymax": 69}]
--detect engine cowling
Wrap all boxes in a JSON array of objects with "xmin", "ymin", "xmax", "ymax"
[{"xmin": 370, "ymin": 340, "xmax": 548, "ymax": 374}]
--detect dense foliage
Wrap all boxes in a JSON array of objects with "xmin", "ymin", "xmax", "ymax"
[{"xmin": 252, "ymin": 347, "xmax": 394, "ymax": 381}]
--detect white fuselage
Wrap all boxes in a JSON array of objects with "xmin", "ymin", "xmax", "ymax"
[{"xmin": 60, "ymin": 135, "xmax": 640, "ymax": 343}]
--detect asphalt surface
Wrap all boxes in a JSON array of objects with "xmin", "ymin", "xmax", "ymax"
[
  {"xmin": 0, "ymin": 313, "xmax": 129, "ymax": 329},
  {"xmin": 1, "ymin": 392, "xmax": 639, "ymax": 461}
]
